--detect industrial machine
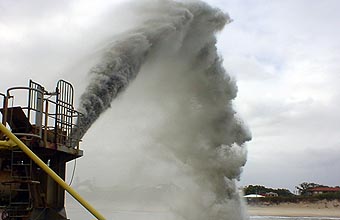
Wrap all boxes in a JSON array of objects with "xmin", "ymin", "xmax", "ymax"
[{"xmin": 0, "ymin": 80, "xmax": 84, "ymax": 220}]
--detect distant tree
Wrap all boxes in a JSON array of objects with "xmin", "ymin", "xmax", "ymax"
[
  {"xmin": 244, "ymin": 185, "xmax": 293, "ymax": 197},
  {"xmin": 275, "ymin": 188, "xmax": 294, "ymax": 197},
  {"xmin": 296, "ymin": 182, "xmax": 326, "ymax": 195},
  {"xmin": 244, "ymin": 185, "xmax": 267, "ymax": 195}
]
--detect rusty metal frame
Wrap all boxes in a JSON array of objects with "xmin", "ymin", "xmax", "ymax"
[{"xmin": 2, "ymin": 81, "xmax": 81, "ymax": 149}]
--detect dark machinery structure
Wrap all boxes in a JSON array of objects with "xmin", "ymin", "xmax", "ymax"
[{"xmin": 0, "ymin": 80, "xmax": 83, "ymax": 220}]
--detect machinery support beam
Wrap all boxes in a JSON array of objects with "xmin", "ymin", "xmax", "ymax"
[{"xmin": 0, "ymin": 123, "xmax": 106, "ymax": 220}]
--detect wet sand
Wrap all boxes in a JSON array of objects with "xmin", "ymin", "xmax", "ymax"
[{"xmin": 247, "ymin": 201, "xmax": 340, "ymax": 217}]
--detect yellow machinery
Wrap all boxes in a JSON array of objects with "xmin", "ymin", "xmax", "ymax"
[{"xmin": 0, "ymin": 80, "xmax": 105, "ymax": 220}]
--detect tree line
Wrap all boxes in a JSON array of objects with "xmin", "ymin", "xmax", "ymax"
[
  {"xmin": 295, "ymin": 182, "xmax": 340, "ymax": 195},
  {"xmin": 244, "ymin": 182, "xmax": 340, "ymax": 196},
  {"xmin": 244, "ymin": 185, "xmax": 293, "ymax": 196},
  {"xmin": 244, "ymin": 182, "xmax": 340, "ymax": 203}
]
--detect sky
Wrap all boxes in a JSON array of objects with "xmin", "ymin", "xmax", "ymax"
[
  {"xmin": 211, "ymin": 0, "xmax": 340, "ymax": 191},
  {"xmin": 0, "ymin": 0, "xmax": 340, "ymax": 193}
]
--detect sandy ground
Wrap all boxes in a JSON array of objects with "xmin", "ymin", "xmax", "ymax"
[{"xmin": 247, "ymin": 200, "xmax": 340, "ymax": 217}]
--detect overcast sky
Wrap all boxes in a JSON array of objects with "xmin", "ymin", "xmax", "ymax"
[
  {"xmin": 212, "ymin": 0, "xmax": 340, "ymax": 191},
  {"xmin": 1, "ymin": 0, "xmax": 339, "ymax": 192}
]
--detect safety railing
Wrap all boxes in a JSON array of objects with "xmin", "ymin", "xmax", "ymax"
[
  {"xmin": 1, "ymin": 80, "xmax": 81, "ymax": 150},
  {"xmin": 0, "ymin": 92, "xmax": 5, "ymax": 125},
  {"xmin": 5, "ymin": 86, "xmax": 45, "ymax": 140},
  {"xmin": 44, "ymin": 96, "xmax": 81, "ymax": 149},
  {"xmin": 0, "ymin": 92, "xmax": 5, "ymax": 139}
]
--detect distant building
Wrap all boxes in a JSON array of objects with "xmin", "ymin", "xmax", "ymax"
[
  {"xmin": 243, "ymin": 194, "xmax": 265, "ymax": 205},
  {"xmin": 265, "ymin": 192, "xmax": 278, "ymax": 197},
  {"xmin": 244, "ymin": 194, "xmax": 265, "ymax": 198},
  {"xmin": 307, "ymin": 187, "xmax": 340, "ymax": 195}
]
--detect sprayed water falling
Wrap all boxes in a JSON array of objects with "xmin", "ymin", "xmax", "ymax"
[{"xmin": 75, "ymin": 1, "xmax": 251, "ymax": 220}]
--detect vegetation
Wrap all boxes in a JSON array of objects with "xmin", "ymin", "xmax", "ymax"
[
  {"xmin": 244, "ymin": 185, "xmax": 293, "ymax": 197},
  {"xmin": 314, "ymin": 192, "xmax": 340, "ymax": 201},
  {"xmin": 295, "ymin": 182, "xmax": 326, "ymax": 195},
  {"xmin": 244, "ymin": 182, "xmax": 340, "ymax": 205},
  {"xmin": 259, "ymin": 192, "xmax": 340, "ymax": 203}
]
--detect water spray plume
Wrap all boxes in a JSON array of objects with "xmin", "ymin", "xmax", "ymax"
[{"xmin": 75, "ymin": 1, "xmax": 251, "ymax": 219}]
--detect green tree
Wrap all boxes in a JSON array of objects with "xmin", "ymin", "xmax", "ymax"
[
  {"xmin": 276, "ymin": 188, "xmax": 293, "ymax": 197},
  {"xmin": 244, "ymin": 185, "xmax": 267, "ymax": 195},
  {"xmin": 296, "ymin": 182, "xmax": 325, "ymax": 195},
  {"xmin": 244, "ymin": 185, "xmax": 293, "ymax": 197}
]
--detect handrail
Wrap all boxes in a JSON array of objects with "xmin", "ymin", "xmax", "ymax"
[
  {"xmin": 7, "ymin": 86, "xmax": 45, "ymax": 96},
  {"xmin": 3, "ymin": 85, "xmax": 82, "ymax": 149},
  {"xmin": 0, "ymin": 123, "xmax": 106, "ymax": 220},
  {"xmin": 45, "ymin": 97, "xmax": 81, "ymax": 149},
  {"xmin": 5, "ymin": 86, "xmax": 45, "ymax": 139},
  {"xmin": 0, "ymin": 93, "xmax": 5, "ymax": 126}
]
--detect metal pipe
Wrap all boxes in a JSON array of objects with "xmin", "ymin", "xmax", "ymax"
[
  {"xmin": 0, "ymin": 140, "xmax": 16, "ymax": 148},
  {"xmin": 0, "ymin": 123, "xmax": 106, "ymax": 220}
]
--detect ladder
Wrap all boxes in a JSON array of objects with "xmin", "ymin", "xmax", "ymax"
[{"xmin": 6, "ymin": 150, "xmax": 33, "ymax": 219}]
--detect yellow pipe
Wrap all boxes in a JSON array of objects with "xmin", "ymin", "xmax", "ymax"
[
  {"xmin": 0, "ymin": 123, "xmax": 106, "ymax": 220},
  {"xmin": 0, "ymin": 139, "xmax": 16, "ymax": 149}
]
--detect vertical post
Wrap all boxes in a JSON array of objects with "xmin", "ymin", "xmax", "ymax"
[
  {"xmin": 2, "ymin": 95, "xmax": 8, "ymax": 125},
  {"xmin": 44, "ymin": 100, "xmax": 49, "ymax": 147},
  {"xmin": 35, "ymin": 86, "xmax": 44, "ymax": 138},
  {"xmin": 54, "ymin": 87, "xmax": 59, "ymax": 147}
]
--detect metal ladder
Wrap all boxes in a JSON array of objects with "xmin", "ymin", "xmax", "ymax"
[{"xmin": 7, "ymin": 149, "xmax": 33, "ymax": 219}]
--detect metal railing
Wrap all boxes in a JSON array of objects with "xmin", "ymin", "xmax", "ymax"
[
  {"xmin": 5, "ymin": 86, "xmax": 45, "ymax": 139},
  {"xmin": 44, "ymin": 96, "xmax": 81, "ymax": 149},
  {"xmin": 0, "ymin": 92, "xmax": 6, "ymax": 139},
  {"xmin": 0, "ymin": 92, "xmax": 5, "ymax": 126},
  {"xmin": 1, "ymin": 80, "xmax": 81, "ymax": 150}
]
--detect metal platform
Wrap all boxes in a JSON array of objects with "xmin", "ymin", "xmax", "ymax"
[{"xmin": 0, "ymin": 80, "xmax": 94, "ymax": 220}]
